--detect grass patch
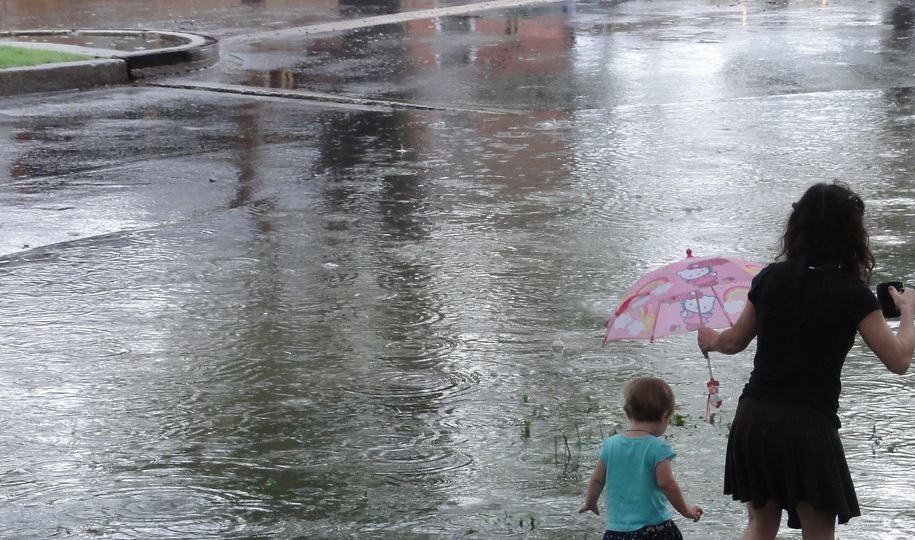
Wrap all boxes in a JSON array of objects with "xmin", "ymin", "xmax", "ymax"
[{"xmin": 0, "ymin": 45, "xmax": 91, "ymax": 69}]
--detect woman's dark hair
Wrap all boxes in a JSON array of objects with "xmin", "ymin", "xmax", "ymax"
[
  {"xmin": 623, "ymin": 377, "xmax": 675, "ymax": 422},
  {"xmin": 777, "ymin": 181, "xmax": 875, "ymax": 284}
]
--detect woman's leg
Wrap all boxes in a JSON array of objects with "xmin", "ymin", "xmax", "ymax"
[
  {"xmin": 795, "ymin": 501, "xmax": 836, "ymax": 540},
  {"xmin": 741, "ymin": 500, "xmax": 781, "ymax": 540}
]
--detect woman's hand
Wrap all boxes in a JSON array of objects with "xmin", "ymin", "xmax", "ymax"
[
  {"xmin": 697, "ymin": 327, "xmax": 719, "ymax": 359},
  {"xmin": 890, "ymin": 286, "xmax": 915, "ymax": 317},
  {"xmin": 696, "ymin": 302, "xmax": 758, "ymax": 356}
]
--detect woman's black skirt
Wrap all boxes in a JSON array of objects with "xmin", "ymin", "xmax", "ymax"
[{"xmin": 724, "ymin": 396, "xmax": 860, "ymax": 529}]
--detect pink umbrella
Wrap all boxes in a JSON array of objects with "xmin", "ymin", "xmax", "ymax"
[{"xmin": 604, "ymin": 249, "xmax": 765, "ymax": 419}]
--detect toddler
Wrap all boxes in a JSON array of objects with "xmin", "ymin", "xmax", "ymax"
[{"xmin": 578, "ymin": 377, "xmax": 702, "ymax": 539}]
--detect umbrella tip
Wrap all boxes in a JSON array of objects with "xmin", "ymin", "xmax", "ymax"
[{"xmin": 686, "ymin": 248, "xmax": 693, "ymax": 258}]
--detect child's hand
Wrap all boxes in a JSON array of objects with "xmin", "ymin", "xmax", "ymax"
[
  {"xmin": 682, "ymin": 505, "xmax": 703, "ymax": 522},
  {"xmin": 577, "ymin": 501, "xmax": 600, "ymax": 515}
]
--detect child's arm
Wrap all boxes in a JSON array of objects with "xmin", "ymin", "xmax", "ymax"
[
  {"xmin": 577, "ymin": 459, "xmax": 606, "ymax": 515},
  {"xmin": 655, "ymin": 459, "xmax": 702, "ymax": 522}
]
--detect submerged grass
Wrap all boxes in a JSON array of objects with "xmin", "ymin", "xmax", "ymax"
[{"xmin": 0, "ymin": 45, "xmax": 90, "ymax": 69}]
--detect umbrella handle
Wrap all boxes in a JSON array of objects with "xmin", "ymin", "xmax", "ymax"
[{"xmin": 706, "ymin": 377, "xmax": 722, "ymax": 422}]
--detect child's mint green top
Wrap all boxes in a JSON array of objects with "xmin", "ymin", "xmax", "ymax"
[{"xmin": 599, "ymin": 433, "xmax": 676, "ymax": 532}]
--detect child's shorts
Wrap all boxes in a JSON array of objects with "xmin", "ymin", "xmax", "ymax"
[{"xmin": 602, "ymin": 520, "xmax": 682, "ymax": 540}]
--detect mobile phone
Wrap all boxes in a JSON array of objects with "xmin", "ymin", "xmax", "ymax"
[{"xmin": 877, "ymin": 281, "xmax": 905, "ymax": 319}]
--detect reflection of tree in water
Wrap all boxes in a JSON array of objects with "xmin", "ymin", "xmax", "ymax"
[
  {"xmin": 882, "ymin": 1, "xmax": 915, "ymax": 59},
  {"xmin": 878, "ymin": 0, "xmax": 915, "ymax": 261},
  {"xmin": 230, "ymin": 100, "xmax": 285, "ymax": 373},
  {"xmin": 285, "ymin": 4, "xmax": 412, "ymax": 96},
  {"xmin": 315, "ymin": 110, "xmax": 412, "ymax": 204},
  {"xmin": 314, "ymin": 106, "xmax": 433, "ymax": 320},
  {"xmin": 173, "ymin": 100, "xmax": 321, "ymax": 524},
  {"xmin": 879, "ymin": 86, "xmax": 915, "ymax": 188},
  {"xmin": 891, "ymin": 2, "xmax": 915, "ymax": 30},
  {"xmin": 879, "ymin": 1, "xmax": 915, "ymax": 199},
  {"xmin": 221, "ymin": 100, "xmax": 288, "ymax": 416},
  {"xmin": 172, "ymin": 98, "xmax": 278, "ymax": 363},
  {"xmin": 471, "ymin": 8, "xmax": 577, "ymax": 109},
  {"xmin": 229, "ymin": 102, "xmax": 262, "ymax": 209},
  {"xmin": 886, "ymin": 86, "xmax": 914, "ymax": 113},
  {"xmin": 305, "ymin": 30, "xmax": 410, "ymax": 95},
  {"xmin": 315, "ymin": 108, "xmax": 436, "ymax": 362},
  {"xmin": 874, "ymin": 86, "xmax": 915, "ymax": 273},
  {"xmin": 312, "ymin": 107, "xmax": 458, "ymax": 506},
  {"xmin": 207, "ymin": 114, "xmax": 279, "ymax": 400}
]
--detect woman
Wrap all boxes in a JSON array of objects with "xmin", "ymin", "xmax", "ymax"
[{"xmin": 698, "ymin": 181, "xmax": 914, "ymax": 539}]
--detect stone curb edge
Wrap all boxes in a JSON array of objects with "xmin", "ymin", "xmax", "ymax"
[
  {"xmin": 0, "ymin": 58, "xmax": 128, "ymax": 96},
  {"xmin": 0, "ymin": 29, "xmax": 219, "ymax": 97}
]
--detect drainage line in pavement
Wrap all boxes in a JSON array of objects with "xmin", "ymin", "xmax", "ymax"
[{"xmin": 146, "ymin": 81, "xmax": 523, "ymax": 115}]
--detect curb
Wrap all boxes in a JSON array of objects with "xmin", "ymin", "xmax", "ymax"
[
  {"xmin": 126, "ymin": 37, "xmax": 219, "ymax": 78},
  {"xmin": 0, "ymin": 58, "xmax": 128, "ymax": 96},
  {"xmin": 0, "ymin": 29, "xmax": 219, "ymax": 96}
]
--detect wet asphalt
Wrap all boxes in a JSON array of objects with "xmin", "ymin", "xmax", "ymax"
[
  {"xmin": 3, "ymin": 0, "xmax": 915, "ymax": 257},
  {"xmin": 3, "ymin": 1, "xmax": 915, "ymax": 538}
]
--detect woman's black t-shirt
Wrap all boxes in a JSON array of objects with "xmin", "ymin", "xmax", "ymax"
[{"xmin": 742, "ymin": 261, "xmax": 880, "ymax": 427}]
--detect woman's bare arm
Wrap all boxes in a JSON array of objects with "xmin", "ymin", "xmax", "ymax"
[
  {"xmin": 858, "ymin": 287, "xmax": 914, "ymax": 375},
  {"xmin": 697, "ymin": 301, "xmax": 758, "ymax": 357}
]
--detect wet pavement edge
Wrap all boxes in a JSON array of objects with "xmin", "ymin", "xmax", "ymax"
[{"xmin": 0, "ymin": 30, "xmax": 219, "ymax": 95}]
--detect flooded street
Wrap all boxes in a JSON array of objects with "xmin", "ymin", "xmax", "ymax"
[{"xmin": 2, "ymin": 1, "xmax": 915, "ymax": 538}]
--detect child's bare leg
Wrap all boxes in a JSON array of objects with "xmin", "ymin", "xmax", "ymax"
[
  {"xmin": 741, "ymin": 500, "xmax": 780, "ymax": 540},
  {"xmin": 795, "ymin": 501, "xmax": 835, "ymax": 540}
]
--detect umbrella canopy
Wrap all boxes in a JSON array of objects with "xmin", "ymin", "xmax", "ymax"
[{"xmin": 605, "ymin": 250, "xmax": 764, "ymax": 344}]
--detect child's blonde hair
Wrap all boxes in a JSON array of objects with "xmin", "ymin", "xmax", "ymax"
[{"xmin": 623, "ymin": 377, "xmax": 675, "ymax": 422}]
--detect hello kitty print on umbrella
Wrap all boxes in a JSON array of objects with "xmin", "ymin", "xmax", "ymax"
[{"xmin": 605, "ymin": 249, "xmax": 764, "ymax": 420}]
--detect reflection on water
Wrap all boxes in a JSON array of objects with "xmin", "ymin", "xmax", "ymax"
[
  {"xmin": 890, "ymin": 3, "xmax": 915, "ymax": 31},
  {"xmin": 4, "ymin": 2, "xmax": 915, "ymax": 539},
  {"xmin": 4, "ymin": 88, "xmax": 915, "ymax": 538},
  {"xmin": 231, "ymin": 6, "xmax": 577, "ymax": 110}
]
